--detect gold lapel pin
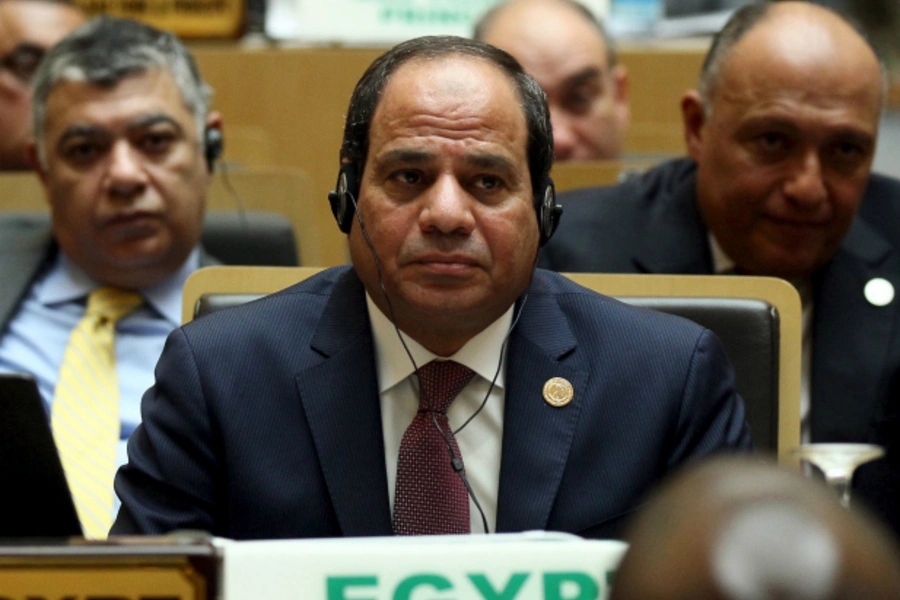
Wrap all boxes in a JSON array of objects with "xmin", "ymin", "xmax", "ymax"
[{"xmin": 543, "ymin": 377, "xmax": 574, "ymax": 407}]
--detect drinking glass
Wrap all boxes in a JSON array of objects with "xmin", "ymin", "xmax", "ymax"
[{"xmin": 792, "ymin": 443, "xmax": 885, "ymax": 508}]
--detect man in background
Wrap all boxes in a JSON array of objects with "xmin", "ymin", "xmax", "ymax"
[
  {"xmin": 474, "ymin": 0, "xmax": 629, "ymax": 161},
  {"xmin": 540, "ymin": 1, "xmax": 899, "ymax": 539},
  {"xmin": 0, "ymin": 16, "xmax": 222, "ymax": 537},
  {"xmin": 0, "ymin": 0, "xmax": 84, "ymax": 170}
]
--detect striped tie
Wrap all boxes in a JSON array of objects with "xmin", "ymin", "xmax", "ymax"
[{"xmin": 51, "ymin": 287, "xmax": 142, "ymax": 539}]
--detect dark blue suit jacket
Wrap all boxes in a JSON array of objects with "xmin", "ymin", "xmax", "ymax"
[{"xmin": 112, "ymin": 266, "xmax": 751, "ymax": 539}]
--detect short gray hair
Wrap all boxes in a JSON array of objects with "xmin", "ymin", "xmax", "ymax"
[
  {"xmin": 32, "ymin": 16, "xmax": 212, "ymax": 164},
  {"xmin": 697, "ymin": 3, "xmax": 772, "ymax": 108}
]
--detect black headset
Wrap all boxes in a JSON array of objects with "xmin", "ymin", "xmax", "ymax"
[
  {"xmin": 204, "ymin": 126, "xmax": 223, "ymax": 173},
  {"xmin": 328, "ymin": 162, "xmax": 563, "ymax": 246}
]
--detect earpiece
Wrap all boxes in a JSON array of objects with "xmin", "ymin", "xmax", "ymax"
[
  {"xmin": 328, "ymin": 163, "xmax": 360, "ymax": 234},
  {"xmin": 328, "ymin": 163, "xmax": 562, "ymax": 246},
  {"xmin": 535, "ymin": 177, "xmax": 562, "ymax": 247},
  {"xmin": 204, "ymin": 127, "xmax": 223, "ymax": 174}
]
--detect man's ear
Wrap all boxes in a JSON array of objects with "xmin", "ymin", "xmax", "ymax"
[
  {"xmin": 681, "ymin": 90, "xmax": 707, "ymax": 163},
  {"xmin": 206, "ymin": 111, "xmax": 223, "ymax": 132},
  {"xmin": 612, "ymin": 64, "xmax": 631, "ymax": 127},
  {"xmin": 26, "ymin": 141, "xmax": 48, "ymax": 185},
  {"xmin": 203, "ymin": 111, "xmax": 223, "ymax": 175}
]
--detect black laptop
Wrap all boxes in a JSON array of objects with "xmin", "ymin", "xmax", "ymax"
[{"xmin": 0, "ymin": 373, "xmax": 82, "ymax": 538}]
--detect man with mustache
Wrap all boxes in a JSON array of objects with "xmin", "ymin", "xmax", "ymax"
[
  {"xmin": 0, "ymin": 16, "xmax": 222, "ymax": 537},
  {"xmin": 540, "ymin": 2, "xmax": 900, "ymax": 539},
  {"xmin": 112, "ymin": 35, "xmax": 750, "ymax": 539}
]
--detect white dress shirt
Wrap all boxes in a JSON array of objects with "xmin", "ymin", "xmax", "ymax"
[
  {"xmin": 367, "ymin": 293, "xmax": 513, "ymax": 534},
  {"xmin": 0, "ymin": 249, "xmax": 199, "ymax": 493},
  {"xmin": 709, "ymin": 234, "xmax": 814, "ymax": 442}
]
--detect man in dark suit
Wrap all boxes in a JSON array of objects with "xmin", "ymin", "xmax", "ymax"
[
  {"xmin": 540, "ymin": 2, "xmax": 899, "ymax": 537},
  {"xmin": 0, "ymin": 17, "xmax": 223, "ymax": 536},
  {"xmin": 112, "ymin": 35, "xmax": 751, "ymax": 540}
]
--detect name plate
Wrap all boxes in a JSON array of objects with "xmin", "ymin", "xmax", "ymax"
[
  {"xmin": 219, "ymin": 532, "xmax": 627, "ymax": 600},
  {"xmin": 0, "ymin": 539, "xmax": 216, "ymax": 600},
  {"xmin": 264, "ymin": 0, "xmax": 609, "ymax": 43},
  {"xmin": 73, "ymin": 0, "xmax": 244, "ymax": 38}
]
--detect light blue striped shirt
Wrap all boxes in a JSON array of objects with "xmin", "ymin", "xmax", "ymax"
[{"xmin": 0, "ymin": 248, "xmax": 200, "ymax": 486}]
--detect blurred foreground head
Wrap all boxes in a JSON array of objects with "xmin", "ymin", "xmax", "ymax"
[{"xmin": 611, "ymin": 457, "xmax": 900, "ymax": 600}]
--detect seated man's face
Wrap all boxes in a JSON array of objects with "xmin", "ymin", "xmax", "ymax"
[
  {"xmin": 35, "ymin": 69, "xmax": 210, "ymax": 289},
  {"xmin": 349, "ymin": 56, "xmax": 539, "ymax": 355},
  {"xmin": 481, "ymin": 0, "xmax": 629, "ymax": 161},
  {"xmin": 0, "ymin": 0, "xmax": 84, "ymax": 170},
  {"xmin": 684, "ymin": 11, "xmax": 882, "ymax": 279}
]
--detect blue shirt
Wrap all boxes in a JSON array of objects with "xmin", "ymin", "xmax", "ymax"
[{"xmin": 0, "ymin": 249, "xmax": 200, "ymax": 478}]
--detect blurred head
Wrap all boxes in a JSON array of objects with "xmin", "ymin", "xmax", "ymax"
[
  {"xmin": 475, "ymin": 0, "xmax": 629, "ymax": 161},
  {"xmin": 611, "ymin": 456, "xmax": 900, "ymax": 600},
  {"xmin": 0, "ymin": 0, "xmax": 84, "ymax": 170},
  {"xmin": 340, "ymin": 35, "xmax": 552, "ymax": 356},
  {"xmin": 30, "ymin": 16, "xmax": 220, "ymax": 290},
  {"xmin": 682, "ymin": 2, "xmax": 883, "ymax": 279}
]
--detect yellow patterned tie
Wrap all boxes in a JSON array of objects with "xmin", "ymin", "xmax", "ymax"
[{"xmin": 51, "ymin": 287, "xmax": 142, "ymax": 539}]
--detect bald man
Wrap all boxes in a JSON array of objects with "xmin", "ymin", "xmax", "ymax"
[
  {"xmin": 540, "ymin": 2, "xmax": 900, "ymax": 538},
  {"xmin": 611, "ymin": 457, "xmax": 900, "ymax": 600},
  {"xmin": 0, "ymin": 0, "xmax": 84, "ymax": 170},
  {"xmin": 474, "ymin": 0, "xmax": 629, "ymax": 160}
]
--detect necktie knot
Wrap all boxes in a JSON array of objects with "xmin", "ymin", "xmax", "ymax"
[
  {"xmin": 416, "ymin": 360, "xmax": 476, "ymax": 414},
  {"xmin": 86, "ymin": 287, "xmax": 143, "ymax": 325}
]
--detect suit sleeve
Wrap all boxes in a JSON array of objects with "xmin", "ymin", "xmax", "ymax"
[
  {"xmin": 111, "ymin": 327, "xmax": 223, "ymax": 536},
  {"xmin": 667, "ymin": 328, "xmax": 753, "ymax": 466},
  {"xmin": 855, "ymin": 390, "xmax": 900, "ymax": 543}
]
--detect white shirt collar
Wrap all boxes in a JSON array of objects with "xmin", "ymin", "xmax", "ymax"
[
  {"xmin": 709, "ymin": 232, "xmax": 736, "ymax": 275},
  {"xmin": 366, "ymin": 292, "xmax": 513, "ymax": 394},
  {"xmin": 37, "ymin": 247, "xmax": 201, "ymax": 326},
  {"xmin": 708, "ymin": 233, "xmax": 812, "ymax": 302}
]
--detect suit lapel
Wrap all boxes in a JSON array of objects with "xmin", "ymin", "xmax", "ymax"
[
  {"xmin": 496, "ymin": 274, "xmax": 589, "ymax": 532},
  {"xmin": 812, "ymin": 217, "xmax": 897, "ymax": 441},
  {"xmin": 0, "ymin": 225, "xmax": 54, "ymax": 331},
  {"xmin": 631, "ymin": 161, "xmax": 713, "ymax": 275},
  {"xmin": 294, "ymin": 269, "xmax": 393, "ymax": 536}
]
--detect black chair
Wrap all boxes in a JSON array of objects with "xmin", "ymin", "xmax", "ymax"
[
  {"xmin": 566, "ymin": 273, "xmax": 801, "ymax": 461},
  {"xmin": 623, "ymin": 296, "xmax": 780, "ymax": 453},
  {"xmin": 202, "ymin": 212, "xmax": 297, "ymax": 266}
]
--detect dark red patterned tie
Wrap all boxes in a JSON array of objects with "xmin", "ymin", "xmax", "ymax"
[{"xmin": 393, "ymin": 360, "xmax": 475, "ymax": 535}]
